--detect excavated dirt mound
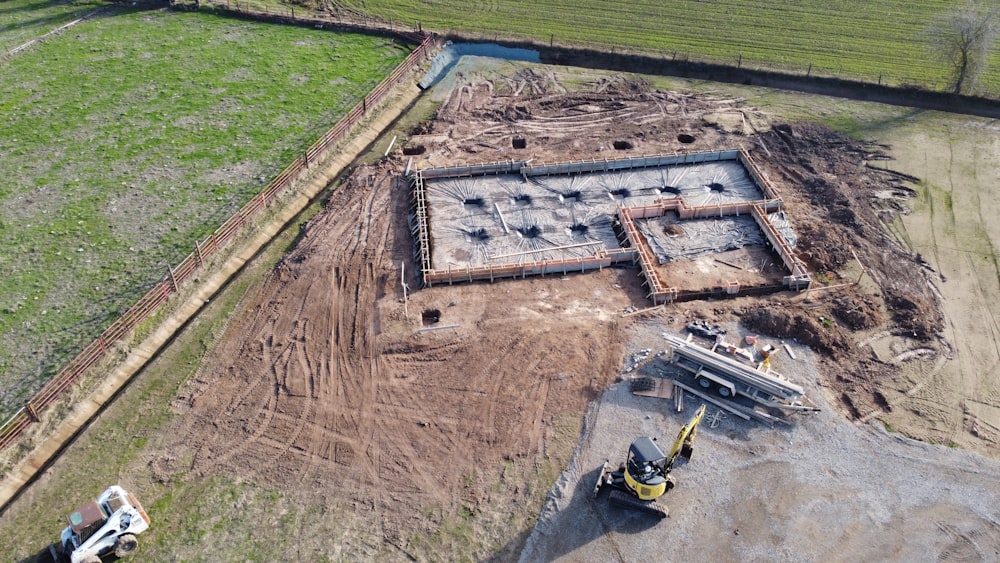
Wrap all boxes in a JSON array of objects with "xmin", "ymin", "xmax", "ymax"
[{"xmin": 160, "ymin": 71, "xmax": 945, "ymax": 557}]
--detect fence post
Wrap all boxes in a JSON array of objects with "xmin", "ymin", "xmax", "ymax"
[
  {"xmin": 194, "ymin": 239, "xmax": 205, "ymax": 266},
  {"xmin": 167, "ymin": 265, "xmax": 179, "ymax": 292},
  {"xmin": 25, "ymin": 402, "xmax": 38, "ymax": 423}
]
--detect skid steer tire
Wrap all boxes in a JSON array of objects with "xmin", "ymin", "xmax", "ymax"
[
  {"xmin": 630, "ymin": 377, "xmax": 655, "ymax": 393},
  {"xmin": 115, "ymin": 533, "xmax": 139, "ymax": 557},
  {"xmin": 608, "ymin": 489, "xmax": 668, "ymax": 519}
]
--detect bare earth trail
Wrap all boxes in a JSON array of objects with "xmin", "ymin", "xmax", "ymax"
[{"xmin": 881, "ymin": 117, "xmax": 1000, "ymax": 451}]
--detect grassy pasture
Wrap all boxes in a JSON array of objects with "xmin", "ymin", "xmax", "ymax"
[
  {"xmin": 0, "ymin": 5, "xmax": 408, "ymax": 418},
  {"xmin": 324, "ymin": 0, "xmax": 1000, "ymax": 94},
  {"xmin": 0, "ymin": 0, "xmax": 104, "ymax": 52}
]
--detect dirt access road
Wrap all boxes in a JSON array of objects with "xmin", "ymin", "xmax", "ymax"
[{"xmin": 150, "ymin": 60, "xmax": 1000, "ymax": 560}]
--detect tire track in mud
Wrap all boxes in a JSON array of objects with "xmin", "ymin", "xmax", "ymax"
[
  {"xmin": 312, "ymin": 173, "xmax": 388, "ymax": 492},
  {"xmin": 936, "ymin": 520, "xmax": 1000, "ymax": 562},
  {"xmin": 168, "ymin": 166, "xmax": 399, "ymax": 489},
  {"xmin": 195, "ymin": 312, "xmax": 320, "ymax": 476},
  {"xmin": 480, "ymin": 334, "xmax": 522, "ymax": 446}
]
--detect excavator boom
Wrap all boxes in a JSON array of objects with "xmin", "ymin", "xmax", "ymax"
[{"xmin": 666, "ymin": 405, "xmax": 706, "ymax": 471}]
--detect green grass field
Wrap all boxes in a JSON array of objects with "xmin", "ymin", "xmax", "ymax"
[
  {"xmin": 0, "ymin": 0, "xmax": 105, "ymax": 52},
  {"xmin": 0, "ymin": 5, "xmax": 408, "ymax": 418},
  {"xmin": 323, "ymin": 0, "xmax": 1000, "ymax": 94}
]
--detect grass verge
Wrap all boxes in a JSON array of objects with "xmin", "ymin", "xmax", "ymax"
[
  {"xmin": 0, "ymin": 0, "xmax": 105, "ymax": 52},
  {"xmin": 0, "ymin": 5, "xmax": 408, "ymax": 418},
  {"xmin": 0, "ymin": 195, "xmax": 323, "ymax": 560}
]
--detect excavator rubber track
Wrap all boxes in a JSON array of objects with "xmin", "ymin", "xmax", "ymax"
[{"xmin": 608, "ymin": 489, "xmax": 668, "ymax": 519}]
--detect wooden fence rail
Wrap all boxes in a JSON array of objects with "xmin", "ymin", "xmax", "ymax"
[{"xmin": 0, "ymin": 32, "xmax": 433, "ymax": 453}]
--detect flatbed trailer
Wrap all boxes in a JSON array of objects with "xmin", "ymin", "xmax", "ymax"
[{"xmin": 663, "ymin": 335, "xmax": 817, "ymax": 414}]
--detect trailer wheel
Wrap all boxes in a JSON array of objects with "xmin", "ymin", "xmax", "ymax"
[
  {"xmin": 698, "ymin": 377, "xmax": 711, "ymax": 389},
  {"xmin": 718, "ymin": 386, "xmax": 732, "ymax": 398},
  {"xmin": 115, "ymin": 534, "xmax": 139, "ymax": 557}
]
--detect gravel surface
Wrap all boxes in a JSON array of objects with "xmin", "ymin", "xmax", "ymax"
[{"xmin": 520, "ymin": 320, "xmax": 1000, "ymax": 562}]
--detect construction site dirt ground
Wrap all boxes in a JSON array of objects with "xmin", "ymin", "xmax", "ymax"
[{"xmin": 8, "ymin": 58, "xmax": 1000, "ymax": 561}]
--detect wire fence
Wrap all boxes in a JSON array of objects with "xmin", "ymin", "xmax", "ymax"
[{"xmin": 0, "ymin": 12, "xmax": 433, "ymax": 453}]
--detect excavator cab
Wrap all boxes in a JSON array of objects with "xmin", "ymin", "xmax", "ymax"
[{"xmin": 623, "ymin": 437, "xmax": 672, "ymax": 501}]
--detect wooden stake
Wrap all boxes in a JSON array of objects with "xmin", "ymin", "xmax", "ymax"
[
  {"xmin": 494, "ymin": 202, "xmax": 510, "ymax": 234},
  {"xmin": 417, "ymin": 324, "xmax": 459, "ymax": 333},
  {"xmin": 401, "ymin": 261, "xmax": 409, "ymax": 319}
]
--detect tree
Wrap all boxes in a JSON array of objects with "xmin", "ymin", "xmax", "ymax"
[{"xmin": 927, "ymin": 1, "xmax": 999, "ymax": 95}]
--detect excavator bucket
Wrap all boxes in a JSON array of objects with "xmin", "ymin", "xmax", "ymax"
[
  {"xmin": 680, "ymin": 442, "xmax": 694, "ymax": 460},
  {"xmin": 592, "ymin": 460, "xmax": 611, "ymax": 497}
]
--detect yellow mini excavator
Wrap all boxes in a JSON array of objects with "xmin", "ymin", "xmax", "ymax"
[{"xmin": 592, "ymin": 404, "xmax": 706, "ymax": 519}]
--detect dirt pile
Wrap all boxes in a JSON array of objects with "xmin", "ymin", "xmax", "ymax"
[
  {"xmin": 757, "ymin": 122, "xmax": 940, "ymax": 334},
  {"xmin": 745, "ymin": 121, "xmax": 943, "ymax": 416}
]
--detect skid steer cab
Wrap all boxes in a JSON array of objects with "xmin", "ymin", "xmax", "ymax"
[
  {"xmin": 593, "ymin": 404, "xmax": 706, "ymax": 519},
  {"xmin": 49, "ymin": 485, "xmax": 150, "ymax": 563}
]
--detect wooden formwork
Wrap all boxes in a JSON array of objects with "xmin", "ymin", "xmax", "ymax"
[
  {"xmin": 410, "ymin": 173, "xmax": 433, "ymax": 278},
  {"xmin": 410, "ymin": 149, "xmax": 811, "ymax": 294},
  {"xmin": 616, "ymin": 193, "xmax": 810, "ymax": 303},
  {"xmin": 750, "ymin": 204, "xmax": 811, "ymax": 287},
  {"xmin": 521, "ymin": 149, "xmax": 742, "ymax": 177},
  {"xmin": 738, "ymin": 148, "xmax": 781, "ymax": 200},
  {"xmin": 617, "ymin": 201, "xmax": 672, "ymax": 303},
  {"xmin": 422, "ymin": 249, "xmax": 636, "ymax": 286}
]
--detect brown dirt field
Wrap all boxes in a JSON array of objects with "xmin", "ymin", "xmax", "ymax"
[
  {"xmin": 162, "ymin": 155, "xmax": 634, "ymax": 558},
  {"xmin": 158, "ymin": 66, "xmax": 957, "ymax": 558}
]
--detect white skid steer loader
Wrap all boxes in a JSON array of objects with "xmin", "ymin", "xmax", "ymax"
[{"xmin": 49, "ymin": 485, "xmax": 150, "ymax": 563}]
